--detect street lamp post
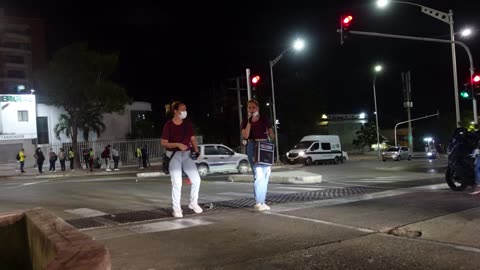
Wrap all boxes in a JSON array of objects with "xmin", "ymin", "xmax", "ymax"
[
  {"xmin": 377, "ymin": 0, "xmax": 461, "ymax": 127},
  {"xmin": 270, "ymin": 38, "xmax": 305, "ymax": 163},
  {"xmin": 373, "ymin": 65, "xmax": 382, "ymax": 160}
]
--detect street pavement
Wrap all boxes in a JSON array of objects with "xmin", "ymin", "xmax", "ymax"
[{"xmin": 2, "ymin": 156, "xmax": 480, "ymax": 269}]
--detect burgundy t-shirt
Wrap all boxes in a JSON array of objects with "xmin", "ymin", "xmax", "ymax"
[
  {"xmin": 161, "ymin": 120, "xmax": 195, "ymax": 151},
  {"xmin": 241, "ymin": 117, "xmax": 271, "ymax": 140}
]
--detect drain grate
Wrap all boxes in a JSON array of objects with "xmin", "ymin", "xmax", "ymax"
[
  {"xmin": 67, "ymin": 217, "xmax": 108, "ymax": 230},
  {"xmin": 67, "ymin": 186, "xmax": 382, "ymax": 229}
]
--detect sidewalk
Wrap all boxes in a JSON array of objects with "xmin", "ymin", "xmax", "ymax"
[{"xmin": 0, "ymin": 162, "xmax": 161, "ymax": 180}]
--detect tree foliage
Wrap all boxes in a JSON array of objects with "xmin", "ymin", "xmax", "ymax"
[
  {"xmin": 353, "ymin": 121, "xmax": 379, "ymax": 151},
  {"xmin": 37, "ymin": 43, "xmax": 129, "ymax": 166}
]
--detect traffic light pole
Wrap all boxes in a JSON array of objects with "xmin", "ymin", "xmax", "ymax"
[
  {"xmin": 246, "ymin": 68, "xmax": 252, "ymax": 101},
  {"xmin": 349, "ymin": 30, "xmax": 477, "ymax": 125},
  {"xmin": 394, "ymin": 112, "xmax": 440, "ymax": 147}
]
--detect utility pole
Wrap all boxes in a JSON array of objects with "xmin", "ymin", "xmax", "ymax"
[
  {"xmin": 236, "ymin": 77, "xmax": 243, "ymax": 150},
  {"xmin": 246, "ymin": 68, "xmax": 252, "ymax": 100},
  {"xmin": 402, "ymin": 71, "xmax": 413, "ymax": 151}
]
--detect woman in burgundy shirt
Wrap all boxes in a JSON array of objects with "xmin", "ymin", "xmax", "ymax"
[
  {"xmin": 241, "ymin": 99, "xmax": 275, "ymax": 212},
  {"xmin": 161, "ymin": 101, "xmax": 203, "ymax": 218}
]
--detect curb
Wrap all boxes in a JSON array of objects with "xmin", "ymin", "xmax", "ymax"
[
  {"xmin": 136, "ymin": 172, "xmax": 167, "ymax": 178},
  {"xmin": 228, "ymin": 175, "xmax": 322, "ymax": 184}
]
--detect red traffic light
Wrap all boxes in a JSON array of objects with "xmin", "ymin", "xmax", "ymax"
[
  {"xmin": 251, "ymin": 75, "xmax": 260, "ymax": 85},
  {"xmin": 342, "ymin": 15, "xmax": 353, "ymax": 26},
  {"xmin": 473, "ymin": 75, "xmax": 480, "ymax": 83}
]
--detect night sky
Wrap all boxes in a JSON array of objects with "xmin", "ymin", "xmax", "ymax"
[{"xmin": 4, "ymin": 0, "xmax": 480, "ymax": 135}]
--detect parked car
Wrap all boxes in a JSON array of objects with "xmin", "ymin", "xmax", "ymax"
[
  {"xmin": 382, "ymin": 147, "xmax": 412, "ymax": 161},
  {"xmin": 195, "ymin": 144, "xmax": 250, "ymax": 176}
]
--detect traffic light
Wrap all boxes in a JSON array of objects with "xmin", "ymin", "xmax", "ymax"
[
  {"xmin": 339, "ymin": 15, "xmax": 353, "ymax": 45},
  {"xmin": 251, "ymin": 75, "xmax": 261, "ymax": 90},
  {"xmin": 473, "ymin": 74, "xmax": 480, "ymax": 83},
  {"xmin": 251, "ymin": 75, "xmax": 260, "ymax": 87},
  {"xmin": 472, "ymin": 74, "xmax": 480, "ymax": 96},
  {"xmin": 462, "ymin": 75, "xmax": 480, "ymax": 99},
  {"xmin": 250, "ymin": 75, "xmax": 261, "ymax": 99},
  {"xmin": 460, "ymin": 86, "xmax": 472, "ymax": 99}
]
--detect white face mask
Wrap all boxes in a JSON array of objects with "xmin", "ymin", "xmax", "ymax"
[{"xmin": 179, "ymin": 111, "xmax": 188, "ymax": 119}]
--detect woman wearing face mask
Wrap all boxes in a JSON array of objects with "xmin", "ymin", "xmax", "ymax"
[
  {"xmin": 241, "ymin": 99, "xmax": 275, "ymax": 211},
  {"xmin": 161, "ymin": 101, "xmax": 203, "ymax": 218}
]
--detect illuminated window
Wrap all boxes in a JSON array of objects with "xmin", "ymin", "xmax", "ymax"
[{"xmin": 18, "ymin": 110, "xmax": 28, "ymax": 122}]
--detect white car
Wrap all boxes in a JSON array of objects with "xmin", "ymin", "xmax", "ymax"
[
  {"xmin": 195, "ymin": 144, "xmax": 250, "ymax": 176},
  {"xmin": 382, "ymin": 147, "xmax": 412, "ymax": 161}
]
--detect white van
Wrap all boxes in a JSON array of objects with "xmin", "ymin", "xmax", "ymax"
[{"xmin": 286, "ymin": 135, "xmax": 347, "ymax": 165}]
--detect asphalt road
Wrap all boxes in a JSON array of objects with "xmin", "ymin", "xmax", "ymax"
[
  {"xmin": 5, "ymin": 158, "xmax": 480, "ymax": 270},
  {"xmin": 0, "ymin": 159, "xmax": 446, "ymax": 219}
]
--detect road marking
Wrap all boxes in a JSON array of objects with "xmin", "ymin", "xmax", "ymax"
[
  {"xmin": 271, "ymin": 189, "xmax": 410, "ymax": 212},
  {"xmin": 273, "ymin": 187, "xmax": 325, "ymax": 191},
  {"xmin": 21, "ymin": 180, "xmax": 50, "ymax": 186},
  {"xmin": 217, "ymin": 192, "xmax": 253, "ymax": 197},
  {"xmin": 65, "ymin": 208, "xmax": 108, "ymax": 218},
  {"xmin": 0, "ymin": 180, "xmax": 51, "ymax": 191},
  {"xmin": 266, "ymin": 211, "xmax": 375, "ymax": 233},
  {"xmin": 408, "ymin": 183, "xmax": 448, "ymax": 190},
  {"xmin": 355, "ymin": 179, "xmax": 394, "ymax": 183},
  {"xmin": 87, "ymin": 218, "xmax": 213, "ymax": 240}
]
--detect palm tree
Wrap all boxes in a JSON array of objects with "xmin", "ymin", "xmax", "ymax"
[
  {"xmin": 81, "ymin": 111, "xmax": 106, "ymax": 141},
  {"xmin": 54, "ymin": 114, "xmax": 72, "ymax": 140},
  {"xmin": 53, "ymin": 111, "xmax": 106, "ymax": 142}
]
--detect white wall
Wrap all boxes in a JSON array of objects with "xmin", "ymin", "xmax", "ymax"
[
  {"xmin": 0, "ymin": 94, "xmax": 37, "ymax": 140},
  {"xmin": 36, "ymin": 101, "xmax": 152, "ymax": 145}
]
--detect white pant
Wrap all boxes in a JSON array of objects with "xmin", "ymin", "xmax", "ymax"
[{"xmin": 169, "ymin": 151, "xmax": 201, "ymax": 210}]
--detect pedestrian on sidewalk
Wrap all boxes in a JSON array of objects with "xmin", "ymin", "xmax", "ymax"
[
  {"xmin": 58, "ymin": 148, "xmax": 66, "ymax": 171},
  {"xmin": 141, "ymin": 145, "xmax": 148, "ymax": 169},
  {"xmin": 34, "ymin": 148, "xmax": 45, "ymax": 174},
  {"xmin": 241, "ymin": 99, "xmax": 275, "ymax": 212},
  {"xmin": 112, "ymin": 145, "xmax": 120, "ymax": 171},
  {"xmin": 161, "ymin": 101, "xmax": 202, "ymax": 218},
  {"xmin": 82, "ymin": 148, "xmax": 89, "ymax": 170},
  {"xmin": 17, "ymin": 148, "xmax": 26, "ymax": 173},
  {"xmin": 88, "ymin": 148, "xmax": 94, "ymax": 172},
  {"xmin": 136, "ymin": 146, "xmax": 143, "ymax": 169},
  {"xmin": 68, "ymin": 147, "xmax": 75, "ymax": 170},
  {"xmin": 48, "ymin": 148, "xmax": 57, "ymax": 172},
  {"xmin": 101, "ymin": 145, "xmax": 112, "ymax": 172}
]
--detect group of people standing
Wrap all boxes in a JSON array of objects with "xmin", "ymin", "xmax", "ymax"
[
  {"xmin": 31, "ymin": 147, "xmax": 75, "ymax": 174},
  {"xmin": 135, "ymin": 145, "xmax": 150, "ymax": 169},
  {"xmin": 161, "ymin": 99, "xmax": 274, "ymax": 218},
  {"xmin": 16, "ymin": 99, "xmax": 273, "ymax": 218}
]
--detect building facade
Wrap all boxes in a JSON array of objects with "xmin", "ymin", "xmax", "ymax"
[
  {"xmin": 0, "ymin": 93, "xmax": 152, "ymax": 165},
  {"xmin": 36, "ymin": 101, "xmax": 152, "ymax": 145},
  {"xmin": 0, "ymin": 13, "xmax": 46, "ymax": 94},
  {"xmin": 316, "ymin": 113, "xmax": 369, "ymax": 151}
]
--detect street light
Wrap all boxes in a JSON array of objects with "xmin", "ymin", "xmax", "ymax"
[
  {"xmin": 376, "ymin": 0, "xmax": 462, "ymax": 127},
  {"xmin": 373, "ymin": 64, "xmax": 382, "ymax": 160},
  {"xmin": 461, "ymin": 28, "xmax": 473, "ymax": 37},
  {"xmin": 270, "ymin": 38, "xmax": 305, "ymax": 163}
]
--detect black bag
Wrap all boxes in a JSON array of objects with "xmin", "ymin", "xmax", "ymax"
[
  {"xmin": 16, "ymin": 153, "xmax": 20, "ymax": 161},
  {"xmin": 254, "ymin": 141, "xmax": 275, "ymax": 165},
  {"xmin": 162, "ymin": 151, "xmax": 176, "ymax": 175}
]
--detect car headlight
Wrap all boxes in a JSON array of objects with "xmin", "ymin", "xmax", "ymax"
[{"xmin": 299, "ymin": 151, "xmax": 305, "ymax": 157}]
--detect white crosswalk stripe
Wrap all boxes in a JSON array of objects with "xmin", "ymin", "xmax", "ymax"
[{"xmin": 65, "ymin": 208, "xmax": 108, "ymax": 218}]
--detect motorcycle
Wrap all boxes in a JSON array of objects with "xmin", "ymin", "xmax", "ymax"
[{"xmin": 445, "ymin": 128, "xmax": 480, "ymax": 191}]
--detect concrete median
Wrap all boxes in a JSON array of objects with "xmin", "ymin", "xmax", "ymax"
[
  {"xmin": 229, "ymin": 171, "xmax": 322, "ymax": 184},
  {"xmin": 0, "ymin": 208, "xmax": 110, "ymax": 270}
]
